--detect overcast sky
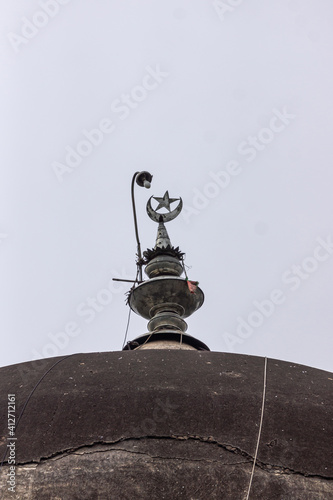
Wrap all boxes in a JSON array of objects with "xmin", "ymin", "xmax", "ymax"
[{"xmin": 1, "ymin": 1, "xmax": 333, "ymax": 372}]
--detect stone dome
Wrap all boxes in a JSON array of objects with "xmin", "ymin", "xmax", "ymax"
[{"xmin": 0, "ymin": 350, "xmax": 332, "ymax": 499}]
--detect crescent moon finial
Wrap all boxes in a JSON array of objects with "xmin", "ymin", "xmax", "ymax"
[{"xmin": 146, "ymin": 191, "xmax": 183, "ymax": 223}]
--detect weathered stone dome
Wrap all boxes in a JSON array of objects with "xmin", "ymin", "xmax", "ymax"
[{"xmin": 0, "ymin": 351, "xmax": 332, "ymax": 499}]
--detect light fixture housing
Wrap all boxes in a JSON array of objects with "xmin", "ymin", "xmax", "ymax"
[{"xmin": 136, "ymin": 171, "xmax": 153, "ymax": 189}]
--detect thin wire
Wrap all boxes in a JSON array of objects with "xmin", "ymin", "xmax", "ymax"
[
  {"xmin": 123, "ymin": 267, "xmax": 140, "ymax": 348},
  {"xmin": 245, "ymin": 356, "xmax": 268, "ymax": 500},
  {"xmin": 122, "ymin": 306, "xmax": 132, "ymax": 350},
  {"xmin": 1, "ymin": 354, "xmax": 74, "ymax": 467},
  {"xmin": 135, "ymin": 332, "xmax": 153, "ymax": 350},
  {"xmin": 181, "ymin": 257, "xmax": 189, "ymax": 279}
]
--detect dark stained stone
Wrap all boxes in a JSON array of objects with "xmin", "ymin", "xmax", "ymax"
[{"xmin": 0, "ymin": 351, "xmax": 332, "ymax": 498}]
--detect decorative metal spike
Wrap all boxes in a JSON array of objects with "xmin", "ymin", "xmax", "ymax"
[{"xmin": 155, "ymin": 220, "xmax": 172, "ymax": 250}]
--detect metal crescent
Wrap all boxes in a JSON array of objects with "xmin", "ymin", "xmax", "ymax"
[{"xmin": 146, "ymin": 196, "xmax": 183, "ymax": 223}]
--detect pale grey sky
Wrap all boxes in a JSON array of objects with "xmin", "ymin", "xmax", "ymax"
[{"xmin": 1, "ymin": 0, "xmax": 333, "ymax": 372}]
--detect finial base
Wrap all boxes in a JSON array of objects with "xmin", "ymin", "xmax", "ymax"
[{"xmin": 122, "ymin": 331, "xmax": 210, "ymax": 351}]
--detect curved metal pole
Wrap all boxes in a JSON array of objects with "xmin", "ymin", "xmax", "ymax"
[{"xmin": 131, "ymin": 172, "xmax": 143, "ymax": 281}]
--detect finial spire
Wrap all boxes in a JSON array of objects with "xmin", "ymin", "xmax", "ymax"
[
  {"xmin": 143, "ymin": 193, "xmax": 184, "ymax": 278},
  {"xmin": 155, "ymin": 219, "xmax": 172, "ymax": 250},
  {"xmin": 124, "ymin": 179, "xmax": 209, "ymax": 351}
]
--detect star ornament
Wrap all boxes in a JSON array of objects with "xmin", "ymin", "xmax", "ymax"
[{"xmin": 153, "ymin": 191, "xmax": 179, "ymax": 212}]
